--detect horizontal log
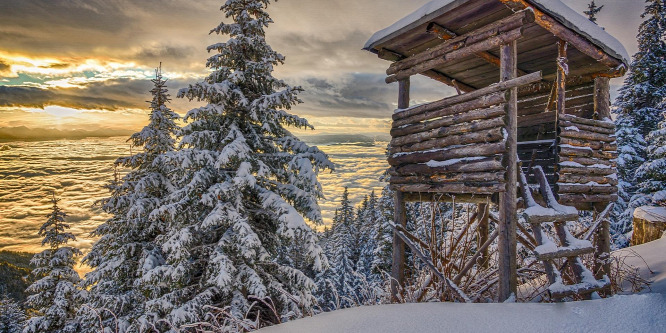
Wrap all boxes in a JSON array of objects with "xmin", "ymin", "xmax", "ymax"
[
  {"xmin": 391, "ymin": 105, "xmax": 505, "ymax": 137},
  {"xmin": 517, "ymin": 112, "xmax": 556, "ymax": 127},
  {"xmin": 558, "ymin": 173, "xmax": 618, "ymax": 186},
  {"xmin": 390, "ymin": 182, "xmax": 506, "ymax": 194},
  {"xmin": 556, "ymin": 184, "xmax": 618, "ymax": 194},
  {"xmin": 559, "ymin": 137, "xmax": 617, "ymax": 151},
  {"xmin": 559, "ymin": 120, "xmax": 615, "ymax": 135},
  {"xmin": 548, "ymin": 281, "xmax": 610, "ymax": 300},
  {"xmin": 393, "ymin": 93, "xmax": 506, "ymax": 128},
  {"xmin": 518, "ymin": 75, "xmax": 597, "ymax": 98},
  {"xmin": 393, "ymin": 158, "xmax": 504, "ymax": 176},
  {"xmin": 558, "ymin": 166, "xmax": 616, "ymax": 176},
  {"xmin": 386, "ymin": 28, "xmax": 524, "ymax": 83},
  {"xmin": 559, "ymin": 113, "xmax": 615, "ymax": 129},
  {"xmin": 391, "ymin": 172, "xmax": 506, "ymax": 185},
  {"xmin": 391, "ymin": 117, "xmax": 505, "ymax": 147},
  {"xmin": 559, "ymin": 129, "xmax": 615, "ymax": 143},
  {"xmin": 559, "ymin": 156, "xmax": 615, "ymax": 167},
  {"xmin": 388, "ymin": 141, "xmax": 506, "ymax": 166},
  {"xmin": 402, "ymin": 192, "xmax": 491, "ymax": 203},
  {"xmin": 557, "ymin": 194, "xmax": 619, "ymax": 204},
  {"xmin": 558, "ymin": 146, "xmax": 618, "ymax": 160},
  {"xmin": 393, "ymin": 72, "xmax": 543, "ymax": 121},
  {"xmin": 391, "ymin": 127, "xmax": 504, "ymax": 154},
  {"xmin": 386, "ymin": 10, "xmax": 534, "ymax": 75},
  {"xmin": 378, "ymin": 48, "xmax": 476, "ymax": 93}
]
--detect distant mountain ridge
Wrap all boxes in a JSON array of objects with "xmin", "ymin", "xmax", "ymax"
[
  {"xmin": 300, "ymin": 133, "xmax": 391, "ymax": 146},
  {"xmin": 0, "ymin": 126, "xmax": 134, "ymax": 141}
]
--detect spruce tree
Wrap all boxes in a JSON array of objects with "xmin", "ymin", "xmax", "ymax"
[
  {"xmin": 0, "ymin": 294, "xmax": 25, "ymax": 333},
  {"xmin": 24, "ymin": 194, "xmax": 81, "ymax": 333},
  {"xmin": 585, "ymin": 0, "xmax": 604, "ymax": 24},
  {"xmin": 79, "ymin": 66, "xmax": 180, "ymax": 332},
  {"xmin": 143, "ymin": 0, "xmax": 332, "ymax": 328},
  {"xmin": 636, "ymin": 112, "xmax": 666, "ymax": 204},
  {"xmin": 612, "ymin": 0, "xmax": 666, "ymax": 245}
]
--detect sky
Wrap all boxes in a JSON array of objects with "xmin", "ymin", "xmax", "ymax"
[{"xmin": 0, "ymin": 0, "xmax": 645, "ymax": 139}]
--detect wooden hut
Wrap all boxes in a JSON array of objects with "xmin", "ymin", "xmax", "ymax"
[{"xmin": 364, "ymin": 0, "xmax": 628, "ymax": 302}]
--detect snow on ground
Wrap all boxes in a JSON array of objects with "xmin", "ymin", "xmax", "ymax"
[
  {"xmin": 261, "ymin": 294, "xmax": 665, "ymax": 333},
  {"xmin": 261, "ymin": 235, "xmax": 666, "ymax": 333},
  {"xmin": 614, "ymin": 233, "xmax": 666, "ymax": 295}
]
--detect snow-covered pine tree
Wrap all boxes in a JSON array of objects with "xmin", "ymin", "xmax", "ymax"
[
  {"xmin": 355, "ymin": 191, "xmax": 379, "ymax": 284},
  {"xmin": 79, "ymin": 66, "xmax": 180, "ymax": 332},
  {"xmin": 0, "ymin": 293, "xmax": 25, "ymax": 333},
  {"xmin": 612, "ymin": 0, "xmax": 666, "ymax": 246},
  {"xmin": 24, "ymin": 194, "xmax": 82, "ymax": 333},
  {"xmin": 372, "ymin": 186, "xmax": 395, "ymax": 279},
  {"xmin": 143, "ymin": 0, "xmax": 333, "ymax": 328},
  {"xmin": 636, "ymin": 112, "xmax": 666, "ymax": 205},
  {"xmin": 611, "ymin": 114, "xmax": 647, "ymax": 246},
  {"xmin": 584, "ymin": 0, "xmax": 604, "ymax": 24},
  {"xmin": 324, "ymin": 188, "xmax": 356, "ymax": 309}
]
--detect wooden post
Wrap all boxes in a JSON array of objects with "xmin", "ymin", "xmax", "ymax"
[
  {"xmin": 498, "ymin": 40, "xmax": 518, "ymax": 301},
  {"xmin": 478, "ymin": 203, "xmax": 490, "ymax": 269},
  {"xmin": 594, "ymin": 216, "xmax": 612, "ymax": 282},
  {"xmin": 556, "ymin": 40, "xmax": 567, "ymax": 116},
  {"xmin": 594, "ymin": 76, "xmax": 611, "ymax": 120},
  {"xmin": 391, "ymin": 78, "xmax": 410, "ymax": 302}
]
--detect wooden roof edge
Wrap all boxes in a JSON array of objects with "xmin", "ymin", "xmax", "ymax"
[{"xmin": 364, "ymin": 0, "xmax": 629, "ymax": 73}]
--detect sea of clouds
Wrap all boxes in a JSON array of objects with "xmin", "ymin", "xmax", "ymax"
[{"xmin": 0, "ymin": 136, "xmax": 388, "ymax": 256}]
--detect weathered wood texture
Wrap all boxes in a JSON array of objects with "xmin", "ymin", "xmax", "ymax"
[
  {"xmin": 388, "ymin": 72, "xmax": 542, "ymax": 197},
  {"xmin": 498, "ymin": 40, "xmax": 518, "ymax": 302},
  {"xmin": 385, "ymin": 10, "xmax": 535, "ymax": 83},
  {"xmin": 556, "ymin": 114, "xmax": 618, "ymax": 208},
  {"xmin": 391, "ymin": 79, "xmax": 409, "ymax": 303}
]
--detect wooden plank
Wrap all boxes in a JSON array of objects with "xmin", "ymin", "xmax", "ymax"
[
  {"xmin": 390, "ymin": 127, "xmax": 504, "ymax": 154},
  {"xmin": 559, "ymin": 120, "xmax": 615, "ymax": 135},
  {"xmin": 558, "ymin": 194, "xmax": 618, "ymax": 204},
  {"xmin": 392, "ymin": 116, "xmax": 505, "ymax": 147},
  {"xmin": 393, "ymin": 72, "xmax": 542, "ymax": 121},
  {"xmin": 390, "ymin": 171, "xmax": 505, "ymax": 185},
  {"xmin": 558, "ymin": 173, "xmax": 618, "ymax": 186},
  {"xmin": 391, "ymin": 182, "xmax": 506, "ymax": 194},
  {"xmin": 498, "ymin": 40, "xmax": 518, "ymax": 302},
  {"xmin": 557, "ymin": 184, "xmax": 618, "ymax": 194},
  {"xmin": 559, "ymin": 129, "xmax": 615, "ymax": 143},
  {"xmin": 393, "ymin": 93, "xmax": 506, "ymax": 127},
  {"xmin": 389, "ymin": 141, "xmax": 506, "ymax": 166},
  {"xmin": 390, "ymin": 105, "xmax": 505, "ymax": 137},
  {"xmin": 559, "ymin": 137, "xmax": 617, "ymax": 151},
  {"xmin": 559, "ymin": 166, "xmax": 616, "ymax": 176},
  {"xmin": 393, "ymin": 157, "xmax": 503, "ymax": 176},
  {"xmin": 559, "ymin": 113, "xmax": 615, "ymax": 129}
]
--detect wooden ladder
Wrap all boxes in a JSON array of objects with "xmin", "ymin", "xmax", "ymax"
[{"xmin": 518, "ymin": 165, "xmax": 610, "ymax": 300}]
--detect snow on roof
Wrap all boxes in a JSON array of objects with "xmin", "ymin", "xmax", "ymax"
[
  {"xmin": 634, "ymin": 206, "xmax": 666, "ymax": 222},
  {"xmin": 364, "ymin": 0, "xmax": 629, "ymax": 66}
]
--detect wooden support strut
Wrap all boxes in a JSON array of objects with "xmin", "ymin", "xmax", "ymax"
[
  {"xmin": 498, "ymin": 39, "xmax": 518, "ymax": 302},
  {"xmin": 391, "ymin": 79, "xmax": 410, "ymax": 303}
]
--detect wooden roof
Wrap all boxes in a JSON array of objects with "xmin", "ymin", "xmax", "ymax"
[{"xmin": 364, "ymin": 0, "xmax": 629, "ymax": 90}]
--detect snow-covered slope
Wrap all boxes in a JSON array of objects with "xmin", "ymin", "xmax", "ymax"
[
  {"xmin": 261, "ymin": 235, "xmax": 666, "ymax": 333},
  {"xmin": 260, "ymin": 294, "xmax": 666, "ymax": 333}
]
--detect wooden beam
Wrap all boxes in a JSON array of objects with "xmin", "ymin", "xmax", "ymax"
[
  {"xmin": 426, "ymin": 22, "xmax": 529, "ymax": 76},
  {"xmin": 378, "ymin": 48, "xmax": 476, "ymax": 92},
  {"xmin": 498, "ymin": 39, "xmax": 518, "ymax": 302},
  {"xmin": 594, "ymin": 76, "xmax": 612, "ymax": 120},
  {"xmin": 391, "ymin": 79, "xmax": 409, "ymax": 303},
  {"xmin": 556, "ymin": 40, "xmax": 568, "ymax": 116},
  {"xmin": 478, "ymin": 203, "xmax": 490, "ymax": 269},
  {"xmin": 387, "ymin": 28, "xmax": 523, "ymax": 83},
  {"xmin": 498, "ymin": 0, "xmax": 625, "ymax": 71}
]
